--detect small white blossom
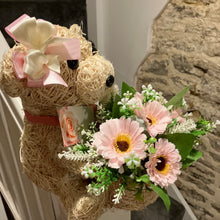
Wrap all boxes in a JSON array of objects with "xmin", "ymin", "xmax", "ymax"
[
  {"xmin": 216, "ymin": 120, "xmax": 220, "ymax": 125},
  {"xmin": 212, "ymin": 120, "xmax": 220, "ymax": 129},
  {"xmin": 142, "ymin": 85, "xmax": 147, "ymax": 90},
  {"xmin": 184, "ymin": 112, "xmax": 193, "ymax": 117},
  {"xmin": 81, "ymin": 129, "xmax": 86, "ymax": 135},
  {"xmin": 81, "ymin": 170, "xmax": 89, "ymax": 179},
  {"xmin": 123, "ymin": 91, "xmax": 132, "ymax": 98},
  {"xmin": 118, "ymin": 97, "xmax": 129, "ymax": 106},
  {"xmin": 141, "ymin": 83, "xmax": 165, "ymax": 104},
  {"xmin": 130, "ymin": 173, "xmax": 134, "ymax": 179},
  {"xmin": 122, "ymin": 105, "xmax": 126, "ymax": 110},
  {"xmin": 168, "ymin": 119, "xmax": 196, "ymax": 134},
  {"xmin": 112, "ymin": 186, "xmax": 125, "ymax": 204},
  {"xmin": 86, "ymin": 184, "xmax": 105, "ymax": 196},
  {"xmin": 124, "ymin": 151, "xmax": 141, "ymax": 169},
  {"xmin": 147, "ymin": 84, "xmax": 153, "ymax": 90},
  {"xmin": 118, "ymin": 166, "xmax": 124, "ymax": 174}
]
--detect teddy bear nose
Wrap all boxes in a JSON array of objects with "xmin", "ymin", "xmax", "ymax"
[
  {"xmin": 106, "ymin": 75, "xmax": 114, "ymax": 87},
  {"xmin": 67, "ymin": 60, "xmax": 79, "ymax": 70}
]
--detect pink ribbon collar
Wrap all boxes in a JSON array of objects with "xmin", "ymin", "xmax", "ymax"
[
  {"xmin": 5, "ymin": 14, "xmax": 81, "ymax": 87},
  {"xmin": 24, "ymin": 110, "xmax": 60, "ymax": 126}
]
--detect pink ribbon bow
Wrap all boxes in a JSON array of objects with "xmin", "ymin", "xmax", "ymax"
[{"xmin": 5, "ymin": 14, "xmax": 81, "ymax": 87}]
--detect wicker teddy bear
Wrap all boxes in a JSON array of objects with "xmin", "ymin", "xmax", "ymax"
[{"xmin": 0, "ymin": 15, "xmax": 157, "ymax": 220}]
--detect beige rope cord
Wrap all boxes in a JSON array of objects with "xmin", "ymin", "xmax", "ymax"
[{"xmin": 0, "ymin": 24, "xmax": 157, "ymax": 220}]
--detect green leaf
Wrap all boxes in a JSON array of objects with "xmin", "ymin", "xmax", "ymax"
[
  {"xmin": 128, "ymin": 179, "xmax": 137, "ymax": 188},
  {"xmin": 112, "ymin": 94, "xmax": 121, "ymax": 118},
  {"xmin": 105, "ymin": 95, "xmax": 115, "ymax": 111},
  {"xmin": 161, "ymin": 133, "xmax": 196, "ymax": 160},
  {"xmin": 165, "ymin": 86, "xmax": 189, "ymax": 109},
  {"xmin": 149, "ymin": 146, "xmax": 156, "ymax": 154},
  {"xmin": 150, "ymin": 183, "xmax": 170, "ymax": 212},
  {"xmin": 181, "ymin": 149, "xmax": 202, "ymax": 169},
  {"xmin": 121, "ymin": 82, "xmax": 136, "ymax": 97},
  {"xmin": 190, "ymin": 130, "xmax": 206, "ymax": 137},
  {"xmin": 136, "ymin": 175, "xmax": 150, "ymax": 183},
  {"xmin": 135, "ymin": 189, "xmax": 144, "ymax": 201},
  {"xmin": 90, "ymin": 173, "xmax": 96, "ymax": 178}
]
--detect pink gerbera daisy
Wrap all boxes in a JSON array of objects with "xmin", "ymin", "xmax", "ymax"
[
  {"xmin": 171, "ymin": 107, "xmax": 186, "ymax": 123},
  {"xmin": 135, "ymin": 101, "xmax": 172, "ymax": 137},
  {"xmin": 145, "ymin": 139, "xmax": 181, "ymax": 188},
  {"xmin": 93, "ymin": 118, "xmax": 147, "ymax": 169}
]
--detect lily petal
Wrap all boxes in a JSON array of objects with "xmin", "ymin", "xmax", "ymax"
[
  {"xmin": 12, "ymin": 17, "xmax": 55, "ymax": 50},
  {"xmin": 46, "ymin": 55, "xmax": 60, "ymax": 74},
  {"xmin": 23, "ymin": 49, "xmax": 47, "ymax": 79}
]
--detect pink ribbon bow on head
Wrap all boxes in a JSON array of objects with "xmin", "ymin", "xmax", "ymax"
[{"xmin": 5, "ymin": 14, "xmax": 81, "ymax": 87}]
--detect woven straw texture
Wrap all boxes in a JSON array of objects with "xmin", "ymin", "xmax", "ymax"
[{"xmin": 0, "ymin": 24, "xmax": 157, "ymax": 219}]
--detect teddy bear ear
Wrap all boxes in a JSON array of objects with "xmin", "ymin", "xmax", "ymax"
[
  {"xmin": 69, "ymin": 24, "xmax": 84, "ymax": 37},
  {"xmin": 68, "ymin": 24, "xmax": 93, "ymax": 59},
  {"xmin": 0, "ymin": 50, "xmax": 24, "ymax": 97}
]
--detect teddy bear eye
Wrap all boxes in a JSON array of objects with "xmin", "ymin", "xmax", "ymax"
[
  {"xmin": 67, "ymin": 60, "xmax": 79, "ymax": 70},
  {"xmin": 106, "ymin": 75, "xmax": 114, "ymax": 87}
]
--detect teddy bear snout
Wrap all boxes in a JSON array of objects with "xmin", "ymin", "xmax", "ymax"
[{"xmin": 106, "ymin": 75, "xmax": 114, "ymax": 87}]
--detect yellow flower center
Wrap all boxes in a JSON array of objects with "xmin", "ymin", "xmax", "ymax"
[
  {"xmin": 156, "ymin": 156, "xmax": 170, "ymax": 175},
  {"xmin": 146, "ymin": 115, "xmax": 157, "ymax": 125},
  {"xmin": 114, "ymin": 134, "xmax": 132, "ymax": 154}
]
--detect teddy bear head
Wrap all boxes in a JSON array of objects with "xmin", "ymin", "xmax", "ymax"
[{"xmin": 0, "ymin": 15, "xmax": 115, "ymax": 115}]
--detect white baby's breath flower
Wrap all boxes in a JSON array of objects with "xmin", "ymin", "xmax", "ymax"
[
  {"xmin": 147, "ymin": 84, "xmax": 153, "ymax": 90},
  {"xmin": 123, "ymin": 91, "xmax": 132, "ymax": 98},
  {"xmin": 142, "ymin": 85, "xmax": 147, "ymax": 90},
  {"xmin": 118, "ymin": 97, "xmax": 129, "ymax": 106}
]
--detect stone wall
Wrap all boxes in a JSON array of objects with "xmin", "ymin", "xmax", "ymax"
[{"xmin": 136, "ymin": 0, "xmax": 220, "ymax": 219}]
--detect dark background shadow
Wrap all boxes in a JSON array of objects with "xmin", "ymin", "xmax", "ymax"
[{"xmin": 0, "ymin": 0, "xmax": 87, "ymax": 47}]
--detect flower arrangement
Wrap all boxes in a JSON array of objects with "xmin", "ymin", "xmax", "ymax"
[{"xmin": 58, "ymin": 82, "xmax": 218, "ymax": 211}]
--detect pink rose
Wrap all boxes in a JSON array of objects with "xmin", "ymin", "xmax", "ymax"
[{"xmin": 58, "ymin": 107, "xmax": 79, "ymax": 147}]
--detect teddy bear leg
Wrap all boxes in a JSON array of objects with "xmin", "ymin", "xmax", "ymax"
[
  {"xmin": 67, "ymin": 194, "xmax": 106, "ymax": 220},
  {"xmin": 21, "ymin": 159, "xmax": 66, "ymax": 195},
  {"xmin": 20, "ymin": 143, "xmax": 66, "ymax": 195},
  {"xmin": 59, "ymin": 175, "xmax": 106, "ymax": 220}
]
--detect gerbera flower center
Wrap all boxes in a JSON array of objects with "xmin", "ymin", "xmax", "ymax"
[
  {"xmin": 146, "ymin": 115, "xmax": 157, "ymax": 125},
  {"xmin": 115, "ymin": 134, "xmax": 132, "ymax": 153},
  {"xmin": 156, "ymin": 156, "xmax": 170, "ymax": 175}
]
